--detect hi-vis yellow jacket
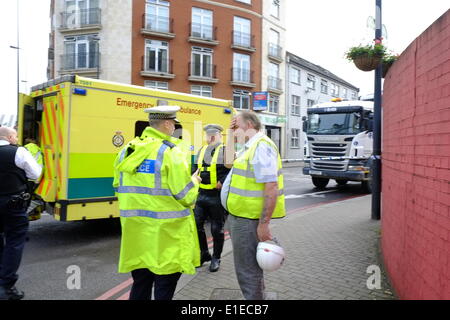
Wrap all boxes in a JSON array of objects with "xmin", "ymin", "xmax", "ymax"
[
  {"xmin": 113, "ymin": 127, "xmax": 200, "ymax": 275},
  {"xmin": 197, "ymin": 143, "xmax": 224, "ymax": 190},
  {"xmin": 226, "ymin": 135, "xmax": 286, "ymax": 220}
]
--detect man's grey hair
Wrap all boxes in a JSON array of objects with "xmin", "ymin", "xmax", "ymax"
[
  {"xmin": 239, "ymin": 111, "xmax": 262, "ymax": 131},
  {"xmin": 148, "ymin": 116, "xmax": 166, "ymax": 128}
]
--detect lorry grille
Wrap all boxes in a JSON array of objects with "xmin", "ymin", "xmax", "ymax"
[{"xmin": 310, "ymin": 142, "xmax": 349, "ymax": 171}]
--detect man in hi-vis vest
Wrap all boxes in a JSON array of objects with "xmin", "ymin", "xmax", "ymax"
[
  {"xmin": 192, "ymin": 124, "xmax": 230, "ymax": 272},
  {"xmin": 221, "ymin": 111, "xmax": 286, "ymax": 300},
  {"xmin": 113, "ymin": 106, "xmax": 202, "ymax": 300}
]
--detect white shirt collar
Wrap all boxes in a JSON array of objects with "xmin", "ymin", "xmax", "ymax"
[
  {"xmin": 244, "ymin": 131, "xmax": 264, "ymax": 149},
  {"xmin": 0, "ymin": 140, "xmax": 10, "ymax": 146}
]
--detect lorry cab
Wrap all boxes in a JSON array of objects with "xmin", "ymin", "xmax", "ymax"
[{"xmin": 303, "ymin": 99, "xmax": 374, "ymax": 192}]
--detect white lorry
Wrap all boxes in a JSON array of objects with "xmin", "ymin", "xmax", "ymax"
[{"xmin": 302, "ymin": 99, "xmax": 374, "ymax": 192}]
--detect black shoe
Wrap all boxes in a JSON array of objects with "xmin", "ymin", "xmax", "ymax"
[
  {"xmin": 200, "ymin": 252, "xmax": 212, "ymax": 266},
  {"xmin": 0, "ymin": 286, "xmax": 25, "ymax": 300},
  {"xmin": 209, "ymin": 258, "xmax": 221, "ymax": 272}
]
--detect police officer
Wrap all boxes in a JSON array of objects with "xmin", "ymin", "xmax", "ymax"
[
  {"xmin": 113, "ymin": 106, "xmax": 201, "ymax": 300},
  {"xmin": 0, "ymin": 127, "xmax": 42, "ymax": 300},
  {"xmin": 192, "ymin": 124, "xmax": 230, "ymax": 272}
]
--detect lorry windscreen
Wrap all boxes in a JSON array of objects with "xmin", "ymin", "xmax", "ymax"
[{"xmin": 307, "ymin": 112, "xmax": 361, "ymax": 135}]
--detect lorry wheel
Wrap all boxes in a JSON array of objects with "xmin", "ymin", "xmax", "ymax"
[
  {"xmin": 362, "ymin": 180, "xmax": 372, "ymax": 193},
  {"xmin": 312, "ymin": 177, "xmax": 329, "ymax": 189},
  {"xmin": 336, "ymin": 180, "xmax": 348, "ymax": 186}
]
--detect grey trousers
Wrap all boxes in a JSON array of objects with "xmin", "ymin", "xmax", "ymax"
[{"xmin": 228, "ymin": 214, "xmax": 265, "ymax": 300}]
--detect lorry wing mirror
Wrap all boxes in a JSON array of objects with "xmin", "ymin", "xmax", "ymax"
[
  {"xmin": 302, "ymin": 120, "xmax": 307, "ymax": 132},
  {"xmin": 365, "ymin": 119, "xmax": 374, "ymax": 132}
]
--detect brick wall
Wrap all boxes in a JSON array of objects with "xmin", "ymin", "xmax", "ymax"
[{"xmin": 381, "ymin": 9, "xmax": 450, "ymax": 299}]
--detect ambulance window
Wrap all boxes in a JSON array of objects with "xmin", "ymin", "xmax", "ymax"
[{"xmin": 135, "ymin": 121, "xmax": 148, "ymax": 137}]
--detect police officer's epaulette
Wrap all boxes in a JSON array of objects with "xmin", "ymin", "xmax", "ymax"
[{"xmin": 162, "ymin": 140, "xmax": 176, "ymax": 149}]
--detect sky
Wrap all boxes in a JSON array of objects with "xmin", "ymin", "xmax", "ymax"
[{"xmin": 1, "ymin": 0, "xmax": 449, "ymax": 116}]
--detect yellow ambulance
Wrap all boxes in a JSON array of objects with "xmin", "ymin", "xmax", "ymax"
[{"xmin": 18, "ymin": 75, "xmax": 234, "ymax": 221}]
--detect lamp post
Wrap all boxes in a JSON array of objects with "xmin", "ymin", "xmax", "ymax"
[
  {"xmin": 10, "ymin": 45, "xmax": 20, "ymax": 117},
  {"xmin": 371, "ymin": 0, "xmax": 382, "ymax": 220}
]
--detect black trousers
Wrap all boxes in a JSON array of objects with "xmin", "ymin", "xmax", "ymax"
[
  {"xmin": 194, "ymin": 192, "xmax": 227, "ymax": 259},
  {"xmin": 0, "ymin": 195, "xmax": 29, "ymax": 289},
  {"xmin": 129, "ymin": 268, "xmax": 181, "ymax": 300}
]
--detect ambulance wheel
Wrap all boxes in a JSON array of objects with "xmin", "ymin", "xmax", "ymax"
[{"xmin": 312, "ymin": 177, "xmax": 329, "ymax": 190}]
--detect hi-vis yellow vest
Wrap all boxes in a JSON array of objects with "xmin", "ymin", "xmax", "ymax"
[
  {"xmin": 113, "ymin": 127, "xmax": 200, "ymax": 275},
  {"xmin": 197, "ymin": 143, "xmax": 223, "ymax": 190},
  {"xmin": 226, "ymin": 135, "xmax": 285, "ymax": 220}
]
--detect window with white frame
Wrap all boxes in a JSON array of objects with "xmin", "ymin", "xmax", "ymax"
[
  {"xmin": 290, "ymin": 68, "xmax": 301, "ymax": 84},
  {"xmin": 342, "ymin": 88, "xmax": 348, "ymax": 99},
  {"xmin": 321, "ymin": 79, "xmax": 328, "ymax": 94},
  {"xmin": 291, "ymin": 95, "xmax": 301, "ymax": 116},
  {"xmin": 270, "ymin": 0, "xmax": 280, "ymax": 19},
  {"xmin": 351, "ymin": 91, "xmax": 358, "ymax": 100},
  {"xmin": 307, "ymin": 74, "xmax": 316, "ymax": 90},
  {"xmin": 269, "ymin": 94, "xmax": 279, "ymax": 113},
  {"xmin": 235, "ymin": 0, "xmax": 251, "ymax": 4},
  {"xmin": 145, "ymin": 0, "xmax": 170, "ymax": 33},
  {"xmin": 233, "ymin": 16, "xmax": 251, "ymax": 47},
  {"xmin": 191, "ymin": 47, "xmax": 213, "ymax": 77},
  {"xmin": 144, "ymin": 80, "xmax": 168, "ymax": 90},
  {"xmin": 233, "ymin": 53, "xmax": 251, "ymax": 82},
  {"xmin": 145, "ymin": 39, "xmax": 169, "ymax": 72},
  {"xmin": 192, "ymin": 7, "xmax": 213, "ymax": 40},
  {"xmin": 191, "ymin": 85, "xmax": 212, "ymax": 97},
  {"xmin": 291, "ymin": 129, "xmax": 300, "ymax": 148},
  {"xmin": 233, "ymin": 90, "xmax": 250, "ymax": 110},
  {"xmin": 307, "ymin": 99, "xmax": 315, "ymax": 107},
  {"xmin": 63, "ymin": 34, "xmax": 99, "ymax": 70},
  {"xmin": 331, "ymin": 83, "xmax": 338, "ymax": 97}
]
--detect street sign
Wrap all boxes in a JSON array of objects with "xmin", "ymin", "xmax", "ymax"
[{"xmin": 253, "ymin": 91, "xmax": 268, "ymax": 111}]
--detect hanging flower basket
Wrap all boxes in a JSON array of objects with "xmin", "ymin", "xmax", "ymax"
[
  {"xmin": 381, "ymin": 54, "xmax": 399, "ymax": 78},
  {"xmin": 353, "ymin": 55, "xmax": 382, "ymax": 72},
  {"xmin": 345, "ymin": 43, "xmax": 386, "ymax": 72}
]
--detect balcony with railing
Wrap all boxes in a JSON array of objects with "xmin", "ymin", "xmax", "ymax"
[
  {"xmin": 230, "ymin": 68, "xmax": 255, "ymax": 88},
  {"xmin": 231, "ymin": 31, "xmax": 256, "ymax": 53},
  {"xmin": 60, "ymin": 52, "xmax": 100, "ymax": 77},
  {"xmin": 140, "ymin": 56, "xmax": 175, "ymax": 79},
  {"xmin": 188, "ymin": 23, "xmax": 219, "ymax": 45},
  {"xmin": 188, "ymin": 62, "xmax": 218, "ymax": 83},
  {"xmin": 141, "ymin": 14, "xmax": 175, "ymax": 39},
  {"xmin": 268, "ymin": 43, "xmax": 283, "ymax": 62},
  {"xmin": 60, "ymin": 8, "xmax": 101, "ymax": 32},
  {"xmin": 267, "ymin": 76, "xmax": 283, "ymax": 94}
]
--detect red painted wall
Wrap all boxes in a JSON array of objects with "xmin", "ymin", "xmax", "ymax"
[{"xmin": 381, "ymin": 9, "xmax": 450, "ymax": 299}]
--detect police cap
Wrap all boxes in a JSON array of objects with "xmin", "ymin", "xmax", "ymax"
[
  {"xmin": 203, "ymin": 124, "xmax": 223, "ymax": 135},
  {"xmin": 144, "ymin": 106, "xmax": 180, "ymax": 123}
]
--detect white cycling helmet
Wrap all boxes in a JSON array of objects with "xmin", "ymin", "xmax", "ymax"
[{"xmin": 256, "ymin": 238, "xmax": 285, "ymax": 272}]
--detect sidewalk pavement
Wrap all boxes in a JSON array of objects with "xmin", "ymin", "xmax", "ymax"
[{"xmin": 174, "ymin": 195, "xmax": 396, "ymax": 300}]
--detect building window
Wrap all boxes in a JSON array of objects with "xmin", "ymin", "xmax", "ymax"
[
  {"xmin": 268, "ymin": 29, "xmax": 282, "ymax": 58},
  {"xmin": 145, "ymin": 0, "xmax": 170, "ymax": 33},
  {"xmin": 233, "ymin": 90, "xmax": 250, "ymax": 110},
  {"xmin": 307, "ymin": 99, "xmax": 316, "ymax": 107},
  {"xmin": 307, "ymin": 74, "xmax": 316, "ymax": 90},
  {"xmin": 268, "ymin": 62, "xmax": 281, "ymax": 89},
  {"xmin": 291, "ymin": 95, "xmax": 301, "ymax": 116},
  {"xmin": 342, "ymin": 88, "xmax": 348, "ymax": 99},
  {"xmin": 191, "ymin": 85, "xmax": 212, "ymax": 97},
  {"xmin": 145, "ymin": 39, "xmax": 169, "ymax": 73},
  {"xmin": 63, "ymin": 34, "xmax": 99, "ymax": 70},
  {"xmin": 144, "ymin": 80, "xmax": 168, "ymax": 90},
  {"xmin": 321, "ymin": 79, "xmax": 328, "ymax": 94},
  {"xmin": 290, "ymin": 68, "xmax": 301, "ymax": 85},
  {"xmin": 233, "ymin": 16, "xmax": 251, "ymax": 47},
  {"xmin": 270, "ymin": 0, "xmax": 280, "ymax": 19},
  {"xmin": 235, "ymin": 0, "xmax": 251, "ymax": 4},
  {"xmin": 192, "ymin": 7, "xmax": 213, "ymax": 40},
  {"xmin": 291, "ymin": 129, "xmax": 300, "ymax": 148},
  {"xmin": 63, "ymin": 0, "xmax": 100, "ymax": 28},
  {"xmin": 351, "ymin": 91, "xmax": 358, "ymax": 100},
  {"xmin": 269, "ymin": 95, "xmax": 279, "ymax": 113},
  {"xmin": 191, "ymin": 47, "xmax": 213, "ymax": 78},
  {"xmin": 233, "ymin": 53, "xmax": 251, "ymax": 83},
  {"xmin": 331, "ymin": 83, "xmax": 339, "ymax": 97}
]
